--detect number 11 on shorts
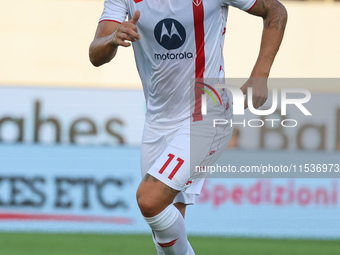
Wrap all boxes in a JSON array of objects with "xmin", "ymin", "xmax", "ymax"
[{"xmin": 159, "ymin": 153, "xmax": 184, "ymax": 180}]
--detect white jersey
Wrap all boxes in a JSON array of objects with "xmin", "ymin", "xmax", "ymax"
[{"xmin": 100, "ymin": 0, "xmax": 256, "ymax": 126}]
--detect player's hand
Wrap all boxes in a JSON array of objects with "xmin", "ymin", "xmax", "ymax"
[
  {"xmin": 111, "ymin": 10, "xmax": 141, "ymax": 47},
  {"xmin": 240, "ymin": 78, "xmax": 268, "ymax": 109}
]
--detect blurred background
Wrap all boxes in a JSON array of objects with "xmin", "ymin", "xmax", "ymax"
[{"xmin": 0, "ymin": 0, "xmax": 340, "ymax": 254}]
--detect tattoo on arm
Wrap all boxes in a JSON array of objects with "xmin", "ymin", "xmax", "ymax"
[
  {"xmin": 267, "ymin": 15, "xmax": 287, "ymax": 31},
  {"xmin": 247, "ymin": 0, "xmax": 287, "ymax": 31}
]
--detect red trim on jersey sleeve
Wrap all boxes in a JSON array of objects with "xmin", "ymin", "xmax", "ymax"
[
  {"xmin": 192, "ymin": 1, "xmax": 206, "ymax": 122},
  {"xmin": 99, "ymin": 19, "xmax": 122, "ymax": 24},
  {"xmin": 134, "ymin": 0, "xmax": 143, "ymax": 2},
  {"xmin": 246, "ymin": 0, "xmax": 258, "ymax": 12}
]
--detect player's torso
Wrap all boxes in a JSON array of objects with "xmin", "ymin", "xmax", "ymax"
[
  {"xmin": 125, "ymin": 0, "xmax": 228, "ymax": 124},
  {"xmin": 127, "ymin": 0, "xmax": 226, "ymax": 59}
]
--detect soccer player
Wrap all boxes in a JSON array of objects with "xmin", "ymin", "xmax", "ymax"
[{"xmin": 89, "ymin": 0, "xmax": 287, "ymax": 254}]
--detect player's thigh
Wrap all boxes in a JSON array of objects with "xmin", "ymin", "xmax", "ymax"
[
  {"xmin": 190, "ymin": 118, "xmax": 233, "ymax": 169},
  {"xmin": 140, "ymin": 125, "xmax": 168, "ymax": 178},
  {"xmin": 137, "ymin": 173, "xmax": 179, "ymax": 217},
  {"xmin": 146, "ymin": 123, "xmax": 233, "ymax": 192},
  {"xmin": 146, "ymin": 132, "xmax": 191, "ymax": 192},
  {"xmin": 138, "ymin": 121, "xmax": 233, "ymax": 214}
]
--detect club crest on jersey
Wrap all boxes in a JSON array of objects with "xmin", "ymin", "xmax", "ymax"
[
  {"xmin": 192, "ymin": 0, "xmax": 202, "ymax": 6},
  {"xmin": 154, "ymin": 19, "xmax": 186, "ymax": 50}
]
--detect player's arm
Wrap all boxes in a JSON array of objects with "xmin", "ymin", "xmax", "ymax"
[
  {"xmin": 241, "ymin": 0, "xmax": 287, "ymax": 108},
  {"xmin": 247, "ymin": 0, "xmax": 287, "ymax": 78},
  {"xmin": 89, "ymin": 11, "xmax": 141, "ymax": 67}
]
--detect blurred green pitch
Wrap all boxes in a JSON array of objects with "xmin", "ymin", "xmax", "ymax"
[{"xmin": 1, "ymin": 233, "xmax": 340, "ymax": 255}]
